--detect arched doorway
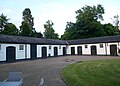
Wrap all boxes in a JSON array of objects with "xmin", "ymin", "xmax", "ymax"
[
  {"xmin": 91, "ymin": 46, "xmax": 97, "ymax": 55},
  {"xmin": 6, "ymin": 46, "xmax": 16, "ymax": 62},
  {"xmin": 54, "ymin": 47, "xmax": 58, "ymax": 57},
  {"xmin": 63, "ymin": 47, "xmax": 66, "ymax": 55},
  {"xmin": 110, "ymin": 45, "xmax": 117, "ymax": 56},
  {"xmin": 71, "ymin": 47, "xmax": 75, "ymax": 55},
  {"xmin": 77, "ymin": 46, "xmax": 82, "ymax": 55},
  {"xmin": 42, "ymin": 47, "xmax": 47, "ymax": 58}
]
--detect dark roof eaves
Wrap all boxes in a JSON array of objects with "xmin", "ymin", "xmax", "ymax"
[{"xmin": 1, "ymin": 35, "xmax": 120, "ymax": 45}]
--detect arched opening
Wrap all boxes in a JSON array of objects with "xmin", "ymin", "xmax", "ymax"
[
  {"xmin": 6, "ymin": 46, "xmax": 16, "ymax": 62},
  {"xmin": 54, "ymin": 47, "xmax": 58, "ymax": 57},
  {"xmin": 71, "ymin": 47, "xmax": 75, "ymax": 55},
  {"xmin": 63, "ymin": 47, "xmax": 66, "ymax": 55},
  {"xmin": 110, "ymin": 45, "xmax": 117, "ymax": 56},
  {"xmin": 91, "ymin": 45, "xmax": 97, "ymax": 55},
  {"xmin": 42, "ymin": 47, "xmax": 47, "ymax": 58},
  {"xmin": 77, "ymin": 46, "xmax": 82, "ymax": 55}
]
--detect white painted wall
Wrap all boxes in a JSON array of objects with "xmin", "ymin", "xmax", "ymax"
[
  {"xmin": 37, "ymin": 45, "xmax": 66, "ymax": 58},
  {"xmin": 0, "ymin": 44, "xmax": 6, "ymax": 61},
  {"xmin": 0, "ymin": 43, "xmax": 30, "ymax": 61},
  {"xmin": 106, "ymin": 42, "xmax": 119, "ymax": 55},
  {"xmin": 67, "ymin": 42, "xmax": 120, "ymax": 55},
  {"xmin": 0, "ymin": 42, "xmax": 120, "ymax": 62},
  {"xmin": 26, "ymin": 44, "xmax": 30, "ymax": 59}
]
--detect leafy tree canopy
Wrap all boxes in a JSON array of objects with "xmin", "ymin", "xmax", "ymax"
[
  {"xmin": 20, "ymin": 21, "xmax": 32, "ymax": 36},
  {"xmin": 20, "ymin": 8, "xmax": 36, "ymax": 37},
  {"xmin": 0, "ymin": 13, "xmax": 9, "ymax": 31},
  {"xmin": 103, "ymin": 23, "xmax": 120, "ymax": 36},
  {"xmin": 61, "ymin": 4, "xmax": 120, "ymax": 40},
  {"xmin": 44, "ymin": 20, "xmax": 59, "ymax": 39},
  {"xmin": 1, "ymin": 23, "xmax": 19, "ymax": 35},
  {"xmin": 76, "ymin": 4, "xmax": 104, "ymax": 22}
]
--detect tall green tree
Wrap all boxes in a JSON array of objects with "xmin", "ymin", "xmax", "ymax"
[
  {"xmin": 43, "ymin": 20, "xmax": 59, "ymax": 39},
  {"xmin": 1, "ymin": 23, "xmax": 19, "ymax": 35},
  {"xmin": 103, "ymin": 23, "xmax": 120, "ymax": 36},
  {"xmin": 20, "ymin": 8, "xmax": 36, "ymax": 36},
  {"xmin": 61, "ymin": 4, "xmax": 105, "ymax": 40},
  {"xmin": 76, "ymin": 4, "xmax": 104, "ymax": 22},
  {"xmin": 0, "ymin": 13, "xmax": 9, "ymax": 32},
  {"xmin": 20, "ymin": 21, "xmax": 32, "ymax": 36},
  {"xmin": 61, "ymin": 22, "xmax": 76, "ymax": 40}
]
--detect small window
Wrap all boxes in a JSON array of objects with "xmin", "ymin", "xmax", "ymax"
[
  {"xmin": 100, "ymin": 44, "xmax": 103, "ymax": 48},
  {"xmin": 0, "ymin": 44, "xmax": 1, "ymax": 51},
  {"xmin": 49, "ymin": 46, "xmax": 51, "ymax": 49},
  {"xmin": 85, "ymin": 45, "xmax": 88, "ymax": 48},
  {"xmin": 19, "ymin": 45, "xmax": 24, "ymax": 50},
  {"xmin": 59, "ymin": 46, "xmax": 61, "ymax": 49}
]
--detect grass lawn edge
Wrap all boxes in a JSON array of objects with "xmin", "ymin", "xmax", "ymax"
[{"xmin": 60, "ymin": 59, "xmax": 120, "ymax": 86}]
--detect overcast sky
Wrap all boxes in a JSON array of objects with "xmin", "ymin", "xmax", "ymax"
[{"xmin": 0, "ymin": 0, "xmax": 120, "ymax": 36}]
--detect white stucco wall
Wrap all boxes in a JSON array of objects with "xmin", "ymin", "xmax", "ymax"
[
  {"xmin": 67, "ymin": 42, "xmax": 120, "ymax": 55},
  {"xmin": 0, "ymin": 44, "xmax": 6, "ymax": 61},
  {"xmin": 0, "ymin": 42, "xmax": 120, "ymax": 62},
  {"xmin": 0, "ymin": 43, "xmax": 30, "ymax": 61},
  {"xmin": 37, "ymin": 45, "xmax": 66, "ymax": 57},
  {"xmin": 106, "ymin": 42, "xmax": 119, "ymax": 55}
]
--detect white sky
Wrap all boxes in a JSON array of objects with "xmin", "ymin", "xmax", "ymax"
[{"xmin": 0, "ymin": 0, "xmax": 120, "ymax": 36}]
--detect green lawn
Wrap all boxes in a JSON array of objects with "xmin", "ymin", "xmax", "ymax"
[{"xmin": 61, "ymin": 59, "xmax": 120, "ymax": 86}]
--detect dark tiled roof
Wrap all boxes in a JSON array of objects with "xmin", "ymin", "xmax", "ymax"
[
  {"xmin": 0, "ymin": 35, "xmax": 66, "ymax": 45},
  {"xmin": 67, "ymin": 35, "xmax": 120, "ymax": 45},
  {"xmin": 0, "ymin": 34, "xmax": 120, "ymax": 45}
]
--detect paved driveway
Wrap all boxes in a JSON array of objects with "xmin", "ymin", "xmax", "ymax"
[{"xmin": 0, "ymin": 56, "xmax": 120, "ymax": 86}]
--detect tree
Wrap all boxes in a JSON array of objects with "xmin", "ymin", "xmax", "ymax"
[
  {"xmin": 61, "ymin": 22, "xmax": 77, "ymax": 40},
  {"xmin": 20, "ymin": 8, "xmax": 36, "ymax": 36},
  {"xmin": 1, "ymin": 23, "xmax": 19, "ymax": 35},
  {"xmin": 43, "ymin": 20, "xmax": 59, "ymax": 39},
  {"xmin": 20, "ymin": 21, "xmax": 32, "ymax": 36},
  {"xmin": 103, "ymin": 23, "xmax": 120, "ymax": 36},
  {"xmin": 36, "ymin": 32, "xmax": 43, "ymax": 38},
  {"xmin": 111, "ymin": 15, "xmax": 120, "ymax": 30},
  {"xmin": 0, "ymin": 13, "xmax": 9, "ymax": 32},
  {"xmin": 75, "ymin": 4, "xmax": 104, "ymax": 22},
  {"xmin": 61, "ymin": 4, "xmax": 105, "ymax": 40}
]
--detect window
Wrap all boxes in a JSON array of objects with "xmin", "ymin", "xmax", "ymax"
[
  {"xmin": 0, "ymin": 44, "xmax": 1, "ymax": 51},
  {"xmin": 19, "ymin": 45, "xmax": 24, "ymax": 50},
  {"xmin": 85, "ymin": 45, "xmax": 88, "ymax": 48},
  {"xmin": 100, "ymin": 44, "xmax": 103, "ymax": 48},
  {"xmin": 59, "ymin": 46, "xmax": 61, "ymax": 49},
  {"xmin": 49, "ymin": 45, "xmax": 51, "ymax": 49}
]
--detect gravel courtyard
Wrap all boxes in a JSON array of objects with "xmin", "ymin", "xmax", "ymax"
[{"xmin": 0, "ymin": 56, "xmax": 120, "ymax": 86}]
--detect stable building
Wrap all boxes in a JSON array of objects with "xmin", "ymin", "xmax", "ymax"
[
  {"xmin": 67, "ymin": 35, "xmax": 120, "ymax": 56},
  {"xmin": 0, "ymin": 35, "xmax": 67, "ymax": 62},
  {"xmin": 0, "ymin": 35, "xmax": 120, "ymax": 62}
]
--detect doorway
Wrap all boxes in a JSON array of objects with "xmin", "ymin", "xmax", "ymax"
[
  {"xmin": 77, "ymin": 46, "xmax": 82, "ymax": 55},
  {"xmin": 91, "ymin": 46, "xmax": 97, "ymax": 55},
  {"xmin": 42, "ymin": 47, "xmax": 47, "ymax": 58},
  {"xmin": 110, "ymin": 45, "xmax": 117, "ymax": 56},
  {"xmin": 30, "ymin": 44, "xmax": 37, "ymax": 60},
  {"xmin": 54, "ymin": 47, "xmax": 58, "ymax": 57},
  {"xmin": 71, "ymin": 47, "xmax": 75, "ymax": 55},
  {"xmin": 6, "ymin": 46, "xmax": 16, "ymax": 62}
]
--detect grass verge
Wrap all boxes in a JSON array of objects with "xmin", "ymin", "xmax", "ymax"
[{"xmin": 61, "ymin": 59, "xmax": 120, "ymax": 86}]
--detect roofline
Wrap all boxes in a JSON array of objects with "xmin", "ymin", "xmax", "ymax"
[{"xmin": 0, "ymin": 34, "xmax": 120, "ymax": 45}]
